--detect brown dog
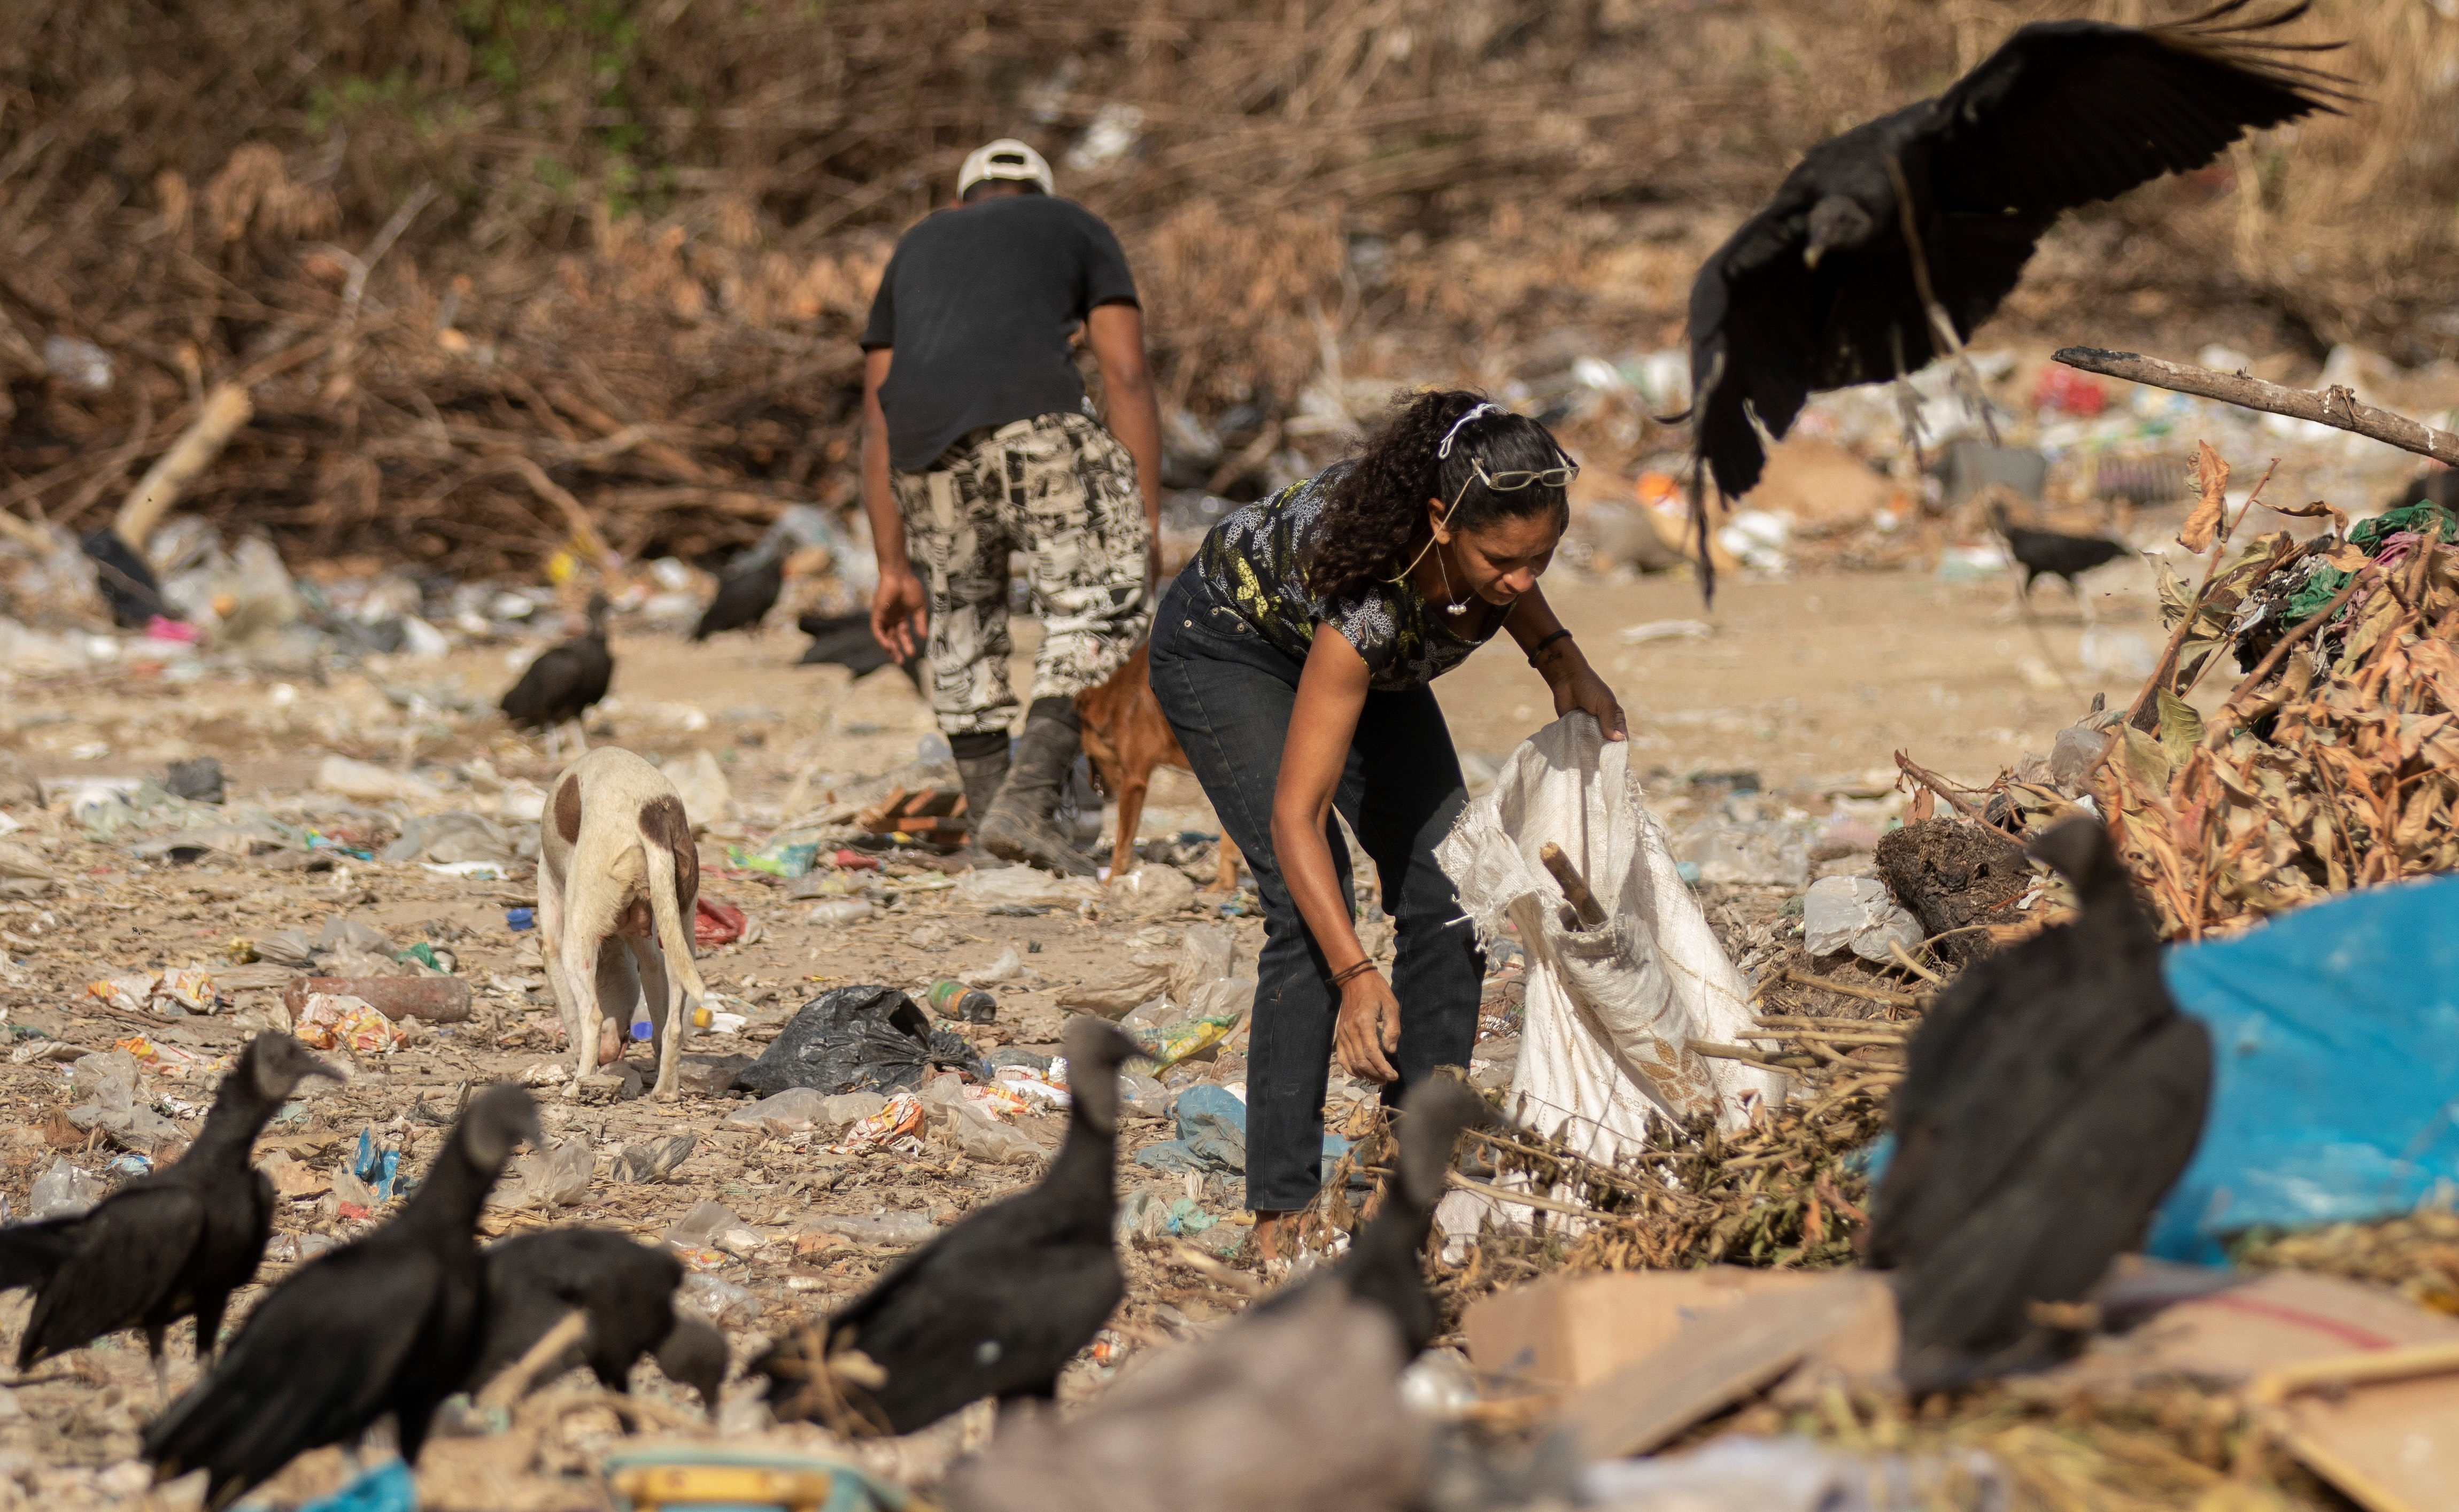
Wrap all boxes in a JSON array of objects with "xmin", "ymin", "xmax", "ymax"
[{"xmin": 1075, "ymin": 642, "xmax": 1242, "ymax": 891}]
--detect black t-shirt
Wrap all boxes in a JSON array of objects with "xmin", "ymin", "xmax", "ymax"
[{"xmin": 861, "ymin": 195, "xmax": 1140, "ymax": 473}]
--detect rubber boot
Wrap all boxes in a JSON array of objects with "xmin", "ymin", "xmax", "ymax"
[
  {"xmin": 977, "ymin": 697, "xmax": 1096, "ymax": 877},
  {"xmin": 949, "ymin": 731, "xmax": 1010, "ymax": 852}
]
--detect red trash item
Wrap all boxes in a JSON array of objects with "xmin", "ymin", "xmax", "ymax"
[
  {"xmin": 831, "ymin": 849, "xmax": 881, "ymax": 872},
  {"xmin": 2031, "ymin": 365, "xmax": 2107, "ymax": 418},
  {"xmin": 694, "ymin": 897, "xmax": 748, "ymax": 947}
]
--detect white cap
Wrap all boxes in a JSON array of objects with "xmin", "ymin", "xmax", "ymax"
[{"xmin": 957, "ymin": 138, "xmax": 1055, "ymax": 198}]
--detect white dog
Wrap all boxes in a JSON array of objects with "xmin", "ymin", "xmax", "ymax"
[{"xmin": 537, "ymin": 747, "xmax": 707, "ymax": 1099}]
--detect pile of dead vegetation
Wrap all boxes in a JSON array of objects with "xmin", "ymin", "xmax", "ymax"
[
  {"xmin": 2, "ymin": 1, "xmax": 2450, "ymax": 577},
  {"xmin": 2093, "ymin": 453, "xmax": 2459, "ymax": 938}
]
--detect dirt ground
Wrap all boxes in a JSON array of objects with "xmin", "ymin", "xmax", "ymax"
[{"xmin": 0, "ymin": 558, "xmax": 2144, "ymax": 1507}]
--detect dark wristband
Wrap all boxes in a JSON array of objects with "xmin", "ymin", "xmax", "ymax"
[{"xmin": 1527, "ymin": 628, "xmax": 1574, "ymax": 665}]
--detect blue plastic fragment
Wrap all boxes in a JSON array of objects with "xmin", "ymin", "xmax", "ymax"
[
  {"xmin": 353, "ymin": 1128, "xmax": 406, "ymax": 1204},
  {"xmin": 296, "ymin": 1459, "xmax": 415, "ymax": 1512},
  {"xmin": 506, "ymin": 906, "xmax": 536, "ymax": 932}
]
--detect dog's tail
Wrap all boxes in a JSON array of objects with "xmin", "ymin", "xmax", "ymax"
[{"xmin": 639, "ymin": 796, "xmax": 709, "ymax": 1021}]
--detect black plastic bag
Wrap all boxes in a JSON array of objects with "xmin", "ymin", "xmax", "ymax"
[{"xmin": 734, "ymin": 985, "xmax": 933, "ymax": 1097}]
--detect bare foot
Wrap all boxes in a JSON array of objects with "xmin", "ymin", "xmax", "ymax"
[{"xmin": 1251, "ymin": 1210, "xmax": 1297, "ymax": 1264}]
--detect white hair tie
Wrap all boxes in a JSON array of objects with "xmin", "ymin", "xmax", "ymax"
[{"xmin": 1436, "ymin": 402, "xmax": 1502, "ymax": 459}]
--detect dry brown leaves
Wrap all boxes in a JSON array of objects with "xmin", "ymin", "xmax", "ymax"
[{"xmin": 2098, "ymin": 505, "xmax": 2459, "ymax": 941}]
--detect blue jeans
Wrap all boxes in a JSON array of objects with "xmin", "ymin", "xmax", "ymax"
[{"xmin": 1148, "ymin": 576, "xmax": 1482, "ymax": 1212}]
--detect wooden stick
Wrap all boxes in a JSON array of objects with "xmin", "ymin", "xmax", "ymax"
[
  {"xmin": 1772, "ymin": 970, "xmax": 1921, "ymax": 1009},
  {"xmin": 112, "ymin": 383, "xmax": 251, "ymax": 552},
  {"xmin": 2054, "ymin": 347, "xmax": 2459, "ymax": 467},
  {"xmin": 1538, "ymin": 842, "xmax": 1607, "ymax": 928},
  {"xmin": 1891, "ymin": 751, "xmax": 1985, "ymax": 820}
]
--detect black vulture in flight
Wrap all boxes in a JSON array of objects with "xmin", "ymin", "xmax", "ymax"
[
  {"xmin": 143, "ymin": 1085, "xmax": 540, "ymax": 1511},
  {"xmin": 474, "ymin": 1227, "xmax": 726, "ymax": 1416},
  {"xmin": 0, "ymin": 1035, "xmax": 340, "ymax": 1390},
  {"xmin": 1869, "ymin": 817, "xmax": 2211, "ymax": 1392},
  {"xmin": 1685, "ymin": 0, "xmax": 2345, "ymax": 590},
  {"xmin": 499, "ymin": 594, "xmax": 613, "ymax": 761},
  {"xmin": 753, "ymin": 1016, "xmax": 1137, "ymax": 1435}
]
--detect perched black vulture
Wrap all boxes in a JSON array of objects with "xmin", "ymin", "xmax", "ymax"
[
  {"xmin": 143, "ymin": 1085, "xmax": 541, "ymax": 1511},
  {"xmin": 1251, "ymin": 1077, "xmax": 1485, "ymax": 1357},
  {"xmin": 0, "ymin": 1035, "xmax": 339, "ymax": 1386},
  {"xmin": 1870, "ymin": 817, "xmax": 2211, "ymax": 1392},
  {"xmin": 474, "ymin": 1227, "xmax": 725, "ymax": 1415},
  {"xmin": 81, "ymin": 529, "xmax": 170, "ymax": 629},
  {"xmin": 753, "ymin": 1017, "xmax": 1136, "ymax": 1435},
  {"xmin": 797, "ymin": 609, "xmax": 925, "ymax": 691},
  {"xmin": 1685, "ymin": 1, "xmax": 2344, "ymax": 585},
  {"xmin": 693, "ymin": 549, "xmax": 784, "ymax": 640},
  {"xmin": 499, "ymin": 595, "xmax": 613, "ymax": 759},
  {"xmin": 942, "ymin": 1080, "xmax": 1487, "ymax": 1512},
  {"xmin": 1986, "ymin": 501, "xmax": 2131, "ymax": 614}
]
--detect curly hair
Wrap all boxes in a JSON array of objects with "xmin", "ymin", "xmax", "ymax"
[{"xmin": 1303, "ymin": 389, "xmax": 1573, "ymax": 601}]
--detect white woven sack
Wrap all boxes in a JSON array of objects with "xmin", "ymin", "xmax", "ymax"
[{"xmin": 1436, "ymin": 714, "xmax": 1782, "ymax": 1164}]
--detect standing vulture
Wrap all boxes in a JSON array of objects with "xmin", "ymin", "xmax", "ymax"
[
  {"xmin": 1869, "ymin": 817, "xmax": 2211, "ymax": 1392},
  {"xmin": 1685, "ymin": 0, "xmax": 2345, "ymax": 589},
  {"xmin": 0, "ymin": 1035, "xmax": 340, "ymax": 1390},
  {"xmin": 143, "ymin": 1087, "xmax": 541, "ymax": 1510},
  {"xmin": 500, "ymin": 595, "xmax": 613, "ymax": 761},
  {"xmin": 753, "ymin": 1017, "xmax": 1138, "ymax": 1435},
  {"xmin": 692, "ymin": 548, "xmax": 785, "ymax": 641}
]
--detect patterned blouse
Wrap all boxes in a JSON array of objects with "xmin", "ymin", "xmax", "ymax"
[{"xmin": 1184, "ymin": 464, "xmax": 1508, "ymax": 691}]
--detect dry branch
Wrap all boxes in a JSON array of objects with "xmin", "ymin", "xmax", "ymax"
[{"xmin": 112, "ymin": 384, "xmax": 251, "ymax": 552}]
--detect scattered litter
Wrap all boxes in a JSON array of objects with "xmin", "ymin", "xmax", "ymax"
[
  {"xmin": 1799, "ymin": 876, "xmax": 1922, "ymax": 964},
  {"xmin": 828, "ymin": 1092, "xmax": 926, "ymax": 1157},
  {"xmin": 292, "ymin": 993, "xmax": 407, "ymax": 1054},
  {"xmin": 806, "ymin": 898, "xmax": 873, "ymax": 926},
  {"xmin": 694, "ymin": 897, "xmax": 749, "ymax": 947},
  {"xmin": 522, "ymin": 1139, "xmax": 594, "ymax": 1207},
  {"xmin": 955, "ymin": 865, "xmax": 1097, "ymax": 909},
  {"xmin": 27, "ymin": 1156, "xmax": 102, "ymax": 1220},
  {"xmin": 926, "ymin": 979, "xmax": 999, "ymax": 1023},
  {"xmin": 1127, "ymin": 1014, "xmax": 1239, "ymax": 1071},
  {"xmin": 614, "ymin": 1135, "xmax": 698, "ymax": 1184}
]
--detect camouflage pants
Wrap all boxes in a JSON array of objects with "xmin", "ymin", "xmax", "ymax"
[{"xmin": 892, "ymin": 411, "xmax": 1151, "ymax": 737}]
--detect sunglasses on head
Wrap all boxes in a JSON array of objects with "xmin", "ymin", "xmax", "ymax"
[{"xmin": 1473, "ymin": 455, "xmax": 1579, "ymax": 492}]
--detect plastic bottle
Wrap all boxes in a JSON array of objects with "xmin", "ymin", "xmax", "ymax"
[{"xmin": 927, "ymin": 980, "xmax": 998, "ymax": 1023}]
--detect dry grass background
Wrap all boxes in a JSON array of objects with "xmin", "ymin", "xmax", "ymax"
[{"xmin": 1, "ymin": 0, "xmax": 2455, "ymax": 571}]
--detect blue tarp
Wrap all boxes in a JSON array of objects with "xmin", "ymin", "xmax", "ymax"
[{"xmin": 2147, "ymin": 873, "xmax": 2459, "ymax": 1263}]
